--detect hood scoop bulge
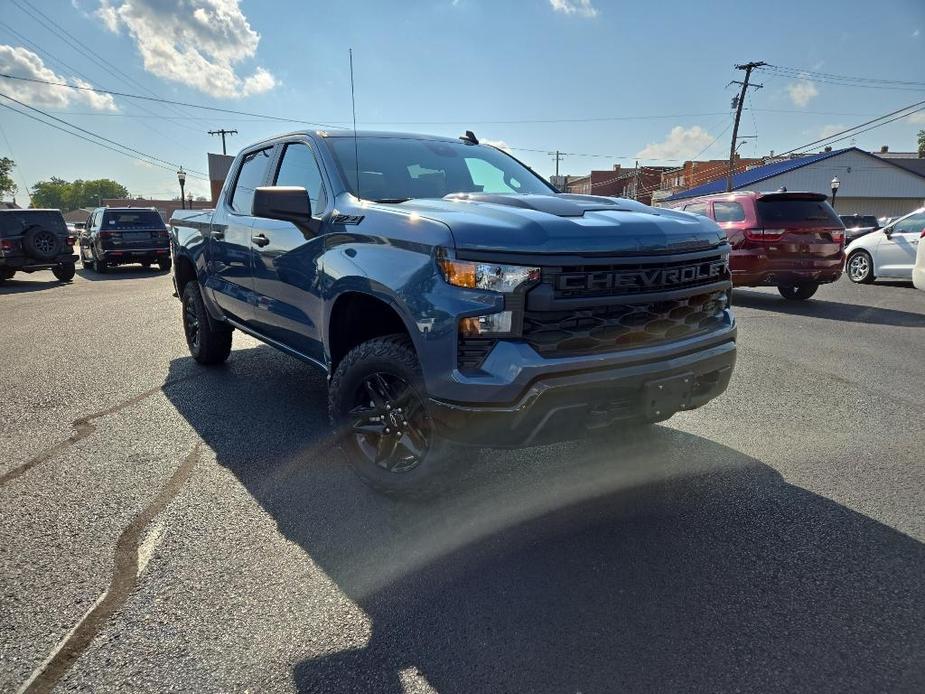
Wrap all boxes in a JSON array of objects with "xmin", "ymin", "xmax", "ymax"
[{"xmin": 443, "ymin": 193, "xmax": 631, "ymax": 218}]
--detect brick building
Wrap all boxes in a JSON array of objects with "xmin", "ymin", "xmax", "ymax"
[
  {"xmin": 659, "ymin": 156, "xmax": 762, "ymax": 196},
  {"xmin": 563, "ymin": 166, "xmax": 623, "ymax": 196}
]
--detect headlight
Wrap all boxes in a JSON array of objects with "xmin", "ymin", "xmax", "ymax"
[{"xmin": 438, "ymin": 258, "xmax": 540, "ymax": 294}]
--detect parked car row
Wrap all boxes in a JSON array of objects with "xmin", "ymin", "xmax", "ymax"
[{"xmin": 1, "ymin": 206, "xmax": 173, "ymax": 284}]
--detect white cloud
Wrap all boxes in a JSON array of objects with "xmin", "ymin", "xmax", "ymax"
[
  {"xmin": 913, "ymin": 28, "xmax": 920, "ymax": 38},
  {"xmin": 482, "ymin": 139, "xmax": 512, "ymax": 153},
  {"xmin": 0, "ymin": 45, "xmax": 117, "ymax": 111},
  {"xmin": 636, "ymin": 126, "xmax": 715, "ymax": 161},
  {"xmin": 787, "ymin": 78, "xmax": 818, "ymax": 107},
  {"xmin": 819, "ymin": 123, "xmax": 846, "ymax": 138},
  {"xmin": 905, "ymin": 111, "xmax": 925, "ymax": 125},
  {"xmin": 549, "ymin": 0, "xmax": 598, "ymax": 18},
  {"xmin": 95, "ymin": 0, "xmax": 276, "ymax": 99}
]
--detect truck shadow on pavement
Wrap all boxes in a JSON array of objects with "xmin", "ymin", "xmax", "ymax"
[
  {"xmin": 75, "ymin": 266, "xmax": 169, "ymax": 281},
  {"xmin": 733, "ymin": 289, "xmax": 925, "ymax": 327},
  {"xmin": 163, "ymin": 346, "xmax": 925, "ymax": 694},
  {"xmin": 0, "ymin": 277, "xmax": 71, "ymax": 294}
]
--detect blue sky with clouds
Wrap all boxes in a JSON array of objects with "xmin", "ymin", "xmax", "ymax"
[{"xmin": 0, "ymin": 0, "xmax": 923, "ymax": 201}]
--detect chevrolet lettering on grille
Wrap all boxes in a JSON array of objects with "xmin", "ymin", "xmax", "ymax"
[{"xmin": 557, "ymin": 259, "xmax": 727, "ymax": 292}]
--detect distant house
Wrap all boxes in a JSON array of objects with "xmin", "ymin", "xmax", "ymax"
[{"xmin": 662, "ymin": 147, "xmax": 925, "ymax": 218}]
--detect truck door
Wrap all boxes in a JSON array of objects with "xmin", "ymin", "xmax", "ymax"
[
  {"xmin": 248, "ymin": 140, "xmax": 329, "ymax": 363},
  {"xmin": 208, "ymin": 147, "xmax": 274, "ymax": 325}
]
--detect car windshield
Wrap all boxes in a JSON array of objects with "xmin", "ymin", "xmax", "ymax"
[{"xmin": 324, "ymin": 136, "xmax": 554, "ymax": 201}]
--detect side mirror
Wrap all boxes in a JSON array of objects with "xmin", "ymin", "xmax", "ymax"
[
  {"xmin": 884, "ymin": 227, "xmax": 893, "ymax": 238},
  {"xmin": 252, "ymin": 186, "xmax": 313, "ymax": 234}
]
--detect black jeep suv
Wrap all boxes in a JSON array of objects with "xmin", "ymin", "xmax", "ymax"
[
  {"xmin": 78, "ymin": 207, "xmax": 172, "ymax": 272},
  {"xmin": 0, "ymin": 209, "xmax": 77, "ymax": 284}
]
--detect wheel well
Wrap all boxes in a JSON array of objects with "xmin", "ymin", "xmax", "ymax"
[
  {"xmin": 329, "ymin": 292, "xmax": 412, "ymax": 368},
  {"xmin": 174, "ymin": 255, "xmax": 196, "ymax": 295}
]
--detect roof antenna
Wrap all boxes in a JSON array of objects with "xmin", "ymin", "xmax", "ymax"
[{"xmin": 349, "ymin": 48, "xmax": 360, "ymax": 200}]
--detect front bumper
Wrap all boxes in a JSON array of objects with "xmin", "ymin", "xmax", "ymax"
[{"xmin": 430, "ymin": 332, "xmax": 736, "ymax": 447}]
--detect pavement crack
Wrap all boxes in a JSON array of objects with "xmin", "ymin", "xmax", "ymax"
[
  {"xmin": 0, "ymin": 375, "xmax": 195, "ymax": 488},
  {"xmin": 16, "ymin": 444, "xmax": 201, "ymax": 694}
]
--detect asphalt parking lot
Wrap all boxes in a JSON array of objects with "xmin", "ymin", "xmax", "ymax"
[{"xmin": 1, "ymin": 267, "xmax": 924, "ymax": 693}]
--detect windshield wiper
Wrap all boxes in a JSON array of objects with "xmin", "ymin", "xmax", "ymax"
[{"xmin": 372, "ymin": 197, "xmax": 411, "ymax": 204}]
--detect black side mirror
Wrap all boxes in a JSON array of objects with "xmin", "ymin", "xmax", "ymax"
[
  {"xmin": 884, "ymin": 227, "xmax": 893, "ymax": 238},
  {"xmin": 252, "ymin": 186, "xmax": 314, "ymax": 235}
]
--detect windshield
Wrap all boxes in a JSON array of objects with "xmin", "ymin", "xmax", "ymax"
[{"xmin": 324, "ymin": 136, "xmax": 554, "ymax": 202}]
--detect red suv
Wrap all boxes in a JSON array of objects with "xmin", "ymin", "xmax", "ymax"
[{"xmin": 677, "ymin": 191, "xmax": 845, "ymax": 300}]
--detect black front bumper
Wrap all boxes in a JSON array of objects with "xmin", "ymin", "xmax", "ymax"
[{"xmin": 430, "ymin": 338, "xmax": 736, "ymax": 448}]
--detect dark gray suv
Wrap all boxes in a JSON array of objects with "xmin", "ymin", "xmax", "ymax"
[{"xmin": 0, "ymin": 208, "xmax": 77, "ymax": 284}]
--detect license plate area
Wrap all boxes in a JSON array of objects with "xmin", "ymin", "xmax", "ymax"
[
  {"xmin": 123, "ymin": 232, "xmax": 151, "ymax": 243},
  {"xmin": 644, "ymin": 372, "xmax": 694, "ymax": 421}
]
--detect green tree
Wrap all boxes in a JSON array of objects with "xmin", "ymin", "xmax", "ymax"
[
  {"xmin": 31, "ymin": 178, "xmax": 129, "ymax": 210},
  {"xmin": 918, "ymin": 129, "xmax": 925, "ymax": 158},
  {"xmin": 0, "ymin": 157, "xmax": 17, "ymax": 199}
]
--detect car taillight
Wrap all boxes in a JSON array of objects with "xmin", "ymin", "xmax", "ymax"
[
  {"xmin": 744, "ymin": 228, "xmax": 785, "ymax": 241},
  {"xmin": 830, "ymin": 229, "xmax": 844, "ymax": 243},
  {"xmin": 0, "ymin": 239, "xmax": 16, "ymax": 251}
]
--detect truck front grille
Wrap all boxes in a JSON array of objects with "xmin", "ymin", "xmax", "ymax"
[{"xmin": 522, "ymin": 290, "xmax": 728, "ymax": 358}]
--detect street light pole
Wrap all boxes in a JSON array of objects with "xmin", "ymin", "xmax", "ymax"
[
  {"xmin": 831, "ymin": 176, "xmax": 840, "ymax": 210},
  {"xmin": 177, "ymin": 168, "xmax": 186, "ymax": 210}
]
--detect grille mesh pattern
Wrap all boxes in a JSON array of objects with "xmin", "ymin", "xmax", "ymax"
[{"xmin": 523, "ymin": 290, "xmax": 727, "ymax": 358}]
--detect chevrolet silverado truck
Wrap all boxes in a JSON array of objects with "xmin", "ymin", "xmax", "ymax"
[{"xmin": 170, "ymin": 130, "xmax": 736, "ymax": 494}]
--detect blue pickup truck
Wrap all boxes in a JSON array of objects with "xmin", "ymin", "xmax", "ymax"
[{"xmin": 170, "ymin": 130, "xmax": 736, "ymax": 494}]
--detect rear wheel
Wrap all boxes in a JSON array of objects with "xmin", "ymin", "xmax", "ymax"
[
  {"xmin": 52, "ymin": 263, "xmax": 76, "ymax": 282},
  {"xmin": 847, "ymin": 250, "xmax": 874, "ymax": 284},
  {"xmin": 158, "ymin": 257, "xmax": 172, "ymax": 272},
  {"xmin": 140, "ymin": 261, "xmax": 151, "ymax": 269},
  {"xmin": 778, "ymin": 283, "xmax": 818, "ymax": 301},
  {"xmin": 329, "ymin": 335, "xmax": 458, "ymax": 497},
  {"xmin": 182, "ymin": 281, "xmax": 232, "ymax": 365},
  {"xmin": 0, "ymin": 269, "xmax": 14, "ymax": 284}
]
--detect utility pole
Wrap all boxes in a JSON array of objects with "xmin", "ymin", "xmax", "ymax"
[
  {"xmin": 726, "ymin": 61, "xmax": 765, "ymax": 192},
  {"xmin": 632, "ymin": 160, "xmax": 640, "ymax": 200},
  {"xmin": 208, "ymin": 129, "xmax": 238, "ymax": 155},
  {"xmin": 549, "ymin": 150, "xmax": 566, "ymax": 178}
]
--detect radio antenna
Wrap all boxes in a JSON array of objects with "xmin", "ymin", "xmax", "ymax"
[{"xmin": 349, "ymin": 48, "xmax": 360, "ymax": 200}]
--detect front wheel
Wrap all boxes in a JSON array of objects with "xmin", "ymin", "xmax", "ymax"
[
  {"xmin": 778, "ymin": 283, "xmax": 819, "ymax": 301},
  {"xmin": 847, "ymin": 251, "xmax": 874, "ymax": 284},
  {"xmin": 181, "ymin": 281, "xmax": 232, "ymax": 365},
  {"xmin": 329, "ymin": 335, "xmax": 459, "ymax": 497},
  {"xmin": 52, "ymin": 263, "xmax": 76, "ymax": 282}
]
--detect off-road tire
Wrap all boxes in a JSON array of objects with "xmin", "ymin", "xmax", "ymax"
[
  {"xmin": 158, "ymin": 257, "xmax": 173, "ymax": 272},
  {"xmin": 329, "ymin": 334, "xmax": 460, "ymax": 497},
  {"xmin": 847, "ymin": 250, "xmax": 874, "ymax": 284},
  {"xmin": 182, "ymin": 281, "xmax": 232, "ymax": 365},
  {"xmin": 22, "ymin": 226, "xmax": 61, "ymax": 261},
  {"xmin": 52, "ymin": 263, "xmax": 76, "ymax": 282},
  {"xmin": 778, "ymin": 283, "xmax": 819, "ymax": 301}
]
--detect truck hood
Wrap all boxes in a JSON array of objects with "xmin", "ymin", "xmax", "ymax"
[{"xmin": 382, "ymin": 193, "xmax": 724, "ymax": 255}]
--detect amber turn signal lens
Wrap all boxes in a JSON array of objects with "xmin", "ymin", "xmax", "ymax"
[{"xmin": 438, "ymin": 258, "xmax": 478, "ymax": 288}]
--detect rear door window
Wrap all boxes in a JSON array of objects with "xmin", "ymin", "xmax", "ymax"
[
  {"xmin": 713, "ymin": 201, "xmax": 746, "ymax": 223},
  {"xmin": 231, "ymin": 148, "xmax": 273, "ymax": 214},
  {"xmin": 756, "ymin": 198, "xmax": 841, "ymax": 227}
]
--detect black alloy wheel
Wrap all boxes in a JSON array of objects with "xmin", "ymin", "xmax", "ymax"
[
  {"xmin": 183, "ymin": 292, "xmax": 201, "ymax": 352},
  {"xmin": 348, "ymin": 371, "xmax": 431, "ymax": 473}
]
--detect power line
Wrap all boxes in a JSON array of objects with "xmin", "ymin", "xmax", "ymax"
[
  {"xmin": 0, "ymin": 72, "xmax": 341, "ymax": 128},
  {"xmin": 763, "ymin": 64, "xmax": 925, "ymax": 88},
  {"xmin": 0, "ymin": 98, "xmax": 209, "ymax": 180}
]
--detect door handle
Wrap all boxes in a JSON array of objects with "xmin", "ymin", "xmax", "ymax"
[
  {"xmin": 210, "ymin": 229, "xmax": 225, "ymax": 240},
  {"xmin": 251, "ymin": 233, "xmax": 270, "ymax": 247}
]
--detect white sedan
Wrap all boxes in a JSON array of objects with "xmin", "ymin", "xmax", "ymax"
[{"xmin": 845, "ymin": 207, "xmax": 924, "ymax": 284}]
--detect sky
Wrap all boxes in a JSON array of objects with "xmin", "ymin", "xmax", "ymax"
[{"xmin": 0, "ymin": 0, "xmax": 924, "ymax": 202}]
